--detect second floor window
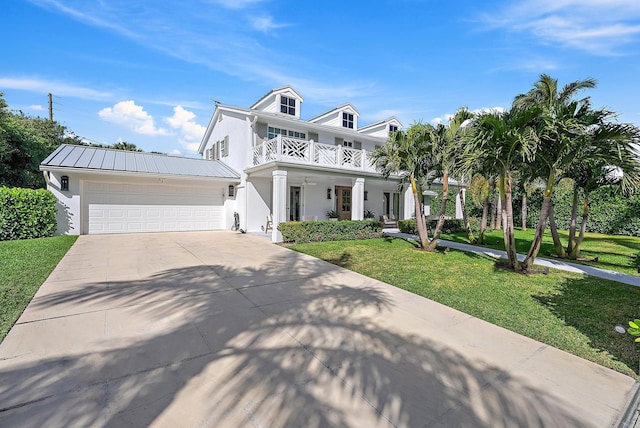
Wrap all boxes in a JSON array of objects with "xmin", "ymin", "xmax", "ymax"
[
  {"xmin": 389, "ymin": 124, "xmax": 398, "ymax": 132},
  {"xmin": 342, "ymin": 112, "xmax": 354, "ymax": 129},
  {"xmin": 343, "ymin": 140, "xmax": 353, "ymax": 148},
  {"xmin": 268, "ymin": 126, "xmax": 306, "ymax": 140},
  {"xmin": 281, "ymin": 96, "xmax": 296, "ymax": 115}
]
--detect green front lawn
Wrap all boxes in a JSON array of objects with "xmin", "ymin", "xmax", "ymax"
[
  {"xmin": 0, "ymin": 235, "xmax": 77, "ymax": 342},
  {"xmin": 289, "ymin": 237, "xmax": 640, "ymax": 377},
  {"xmin": 440, "ymin": 228, "xmax": 640, "ymax": 276}
]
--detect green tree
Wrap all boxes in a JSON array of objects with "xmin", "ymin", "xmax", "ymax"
[
  {"xmin": 469, "ymin": 107, "xmax": 540, "ymax": 272},
  {"xmin": 111, "ymin": 141, "xmax": 142, "ymax": 151},
  {"xmin": 371, "ymin": 123, "xmax": 437, "ymax": 249}
]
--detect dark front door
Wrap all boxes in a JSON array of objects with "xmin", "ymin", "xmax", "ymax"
[
  {"xmin": 289, "ymin": 186, "xmax": 301, "ymax": 221},
  {"xmin": 336, "ymin": 186, "xmax": 352, "ymax": 220}
]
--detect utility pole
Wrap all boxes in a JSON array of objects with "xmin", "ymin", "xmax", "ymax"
[{"xmin": 48, "ymin": 93, "xmax": 53, "ymax": 121}]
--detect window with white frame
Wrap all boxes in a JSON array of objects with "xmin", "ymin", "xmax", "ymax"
[
  {"xmin": 389, "ymin": 124, "xmax": 398, "ymax": 132},
  {"xmin": 280, "ymin": 96, "xmax": 296, "ymax": 115},
  {"xmin": 343, "ymin": 140, "xmax": 353, "ymax": 148},
  {"xmin": 268, "ymin": 126, "xmax": 306, "ymax": 140},
  {"xmin": 342, "ymin": 112, "xmax": 354, "ymax": 129}
]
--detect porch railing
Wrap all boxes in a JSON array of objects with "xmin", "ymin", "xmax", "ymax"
[{"xmin": 251, "ymin": 136, "xmax": 378, "ymax": 172}]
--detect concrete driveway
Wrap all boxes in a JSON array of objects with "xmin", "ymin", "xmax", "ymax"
[{"xmin": 0, "ymin": 231, "xmax": 636, "ymax": 427}]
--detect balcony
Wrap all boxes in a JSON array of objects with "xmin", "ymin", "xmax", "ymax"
[{"xmin": 251, "ymin": 136, "xmax": 378, "ymax": 173}]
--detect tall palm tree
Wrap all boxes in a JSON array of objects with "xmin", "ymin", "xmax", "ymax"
[
  {"xmin": 427, "ymin": 108, "xmax": 474, "ymax": 251},
  {"xmin": 371, "ymin": 123, "xmax": 437, "ymax": 249},
  {"xmin": 514, "ymin": 74, "xmax": 598, "ymax": 271},
  {"xmin": 469, "ymin": 107, "xmax": 540, "ymax": 271}
]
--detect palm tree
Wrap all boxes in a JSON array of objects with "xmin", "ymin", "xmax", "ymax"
[
  {"xmin": 427, "ymin": 108, "xmax": 474, "ymax": 251},
  {"xmin": 514, "ymin": 74, "xmax": 598, "ymax": 271},
  {"xmin": 371, "ymin": 123, "xmax": 437, "ymax": 249},
  {"xmin": 469, "ymin": 107, "xmax": 540, "ymax": 272}
]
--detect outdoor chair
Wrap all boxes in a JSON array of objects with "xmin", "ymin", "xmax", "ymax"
[{"xmin": 264, "ymin": 214, "xmax": 273, "ymax": 234}]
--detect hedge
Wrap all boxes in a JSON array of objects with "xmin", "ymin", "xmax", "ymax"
[
  {"xmin": 278, "ymin": 219, "xmax": 383, "ymax": 243},
  {"xmin": 0, "ymin": 187, "xmax": 57, "ymax": 240},
  {"xmin": 398, "ymin": 218, "xmax": 465, "ymax": 235}
]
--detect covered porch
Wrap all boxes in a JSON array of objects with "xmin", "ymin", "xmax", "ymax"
[{"xmin": 240, "ymin": 167, "xmax": 408, "ymax": 242}]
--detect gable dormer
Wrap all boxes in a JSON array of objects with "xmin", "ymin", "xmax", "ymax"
[
  {"xmin": 308, "ymin": 103, "xmax": 360, "ymax": 130},
  {"xmin": 358, "ymin": 117, "xmax": 403, "ymax": 138},
  {"xmin": 250, "ymin": 86, "xmax": 304, "ymax": 119}
]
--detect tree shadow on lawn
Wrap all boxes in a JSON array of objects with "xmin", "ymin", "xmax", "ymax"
[
  {"xmin": 0, "ymin": 249, "xmax": 601, "ymax": 427},
  {"xmin": 533, "ymin": 276, "xmax": 640, "ymax": 376}
]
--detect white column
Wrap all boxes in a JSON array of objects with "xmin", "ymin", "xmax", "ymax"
[
  {"xmin": 455, "ymin": 188, "xmax": 465, "ymax": 219},
  {"xmin": 352, "ymin": 178, "xmax": 365, "ymax": 220},
  {"xmin": 403, "ymin": 185, "xmax": 414, "ymax": 220},
  {"xmin": 272, "ymin": 170, "xmax": 287, "ymax": 242}
]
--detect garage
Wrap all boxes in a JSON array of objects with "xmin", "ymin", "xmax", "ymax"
[
  {"xmin": 83, "ymin": 181, "xmax": 225, "ymax": 234},
  {"xmin": 39, "ymin": 144, "xmax": 241, "ymax": 235}
]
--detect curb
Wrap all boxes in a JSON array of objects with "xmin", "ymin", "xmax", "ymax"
[{"xmin": 615, "ymin": 382, "xmax": 640, "ymax": 428}]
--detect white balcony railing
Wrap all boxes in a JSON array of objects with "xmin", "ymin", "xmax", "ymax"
[{"xmin": 251, "ymin": 136, "xmax": 377, "ymax": 172}]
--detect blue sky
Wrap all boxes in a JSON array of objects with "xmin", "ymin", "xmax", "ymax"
[{"xmin": 2, "ymin": 0, "xmax": 639, "ymax": 156}]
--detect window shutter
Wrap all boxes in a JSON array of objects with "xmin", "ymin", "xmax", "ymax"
[
  {"xmin": 223, "ymin": 135, "xmax": 229, "ymax": 157},
  {"xmin": 354, "ymin": 141, "xmax": 362, "ymax": 150},
  {"xmin": 334, "ymin": 137, "xmax": 343, "ymax": 146},
  {"xmin": 309, "ymin": 132, "xmax": 319, "ymax": 142}
]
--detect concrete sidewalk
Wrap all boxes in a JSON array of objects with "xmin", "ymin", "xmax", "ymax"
[
  {"xmin": 0, "ymin": 231, "xmax": 637, "ymax": 427},
  {"xmin": 385, "ymin": 230, "xmax": 640, "ymax": 287}
]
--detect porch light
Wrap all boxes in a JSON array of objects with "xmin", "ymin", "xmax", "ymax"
[
  {"xmin": 228, "ymin": 185, "xmax": 235, "ymax": 197},
  {"xmin": 364, "ymin": 191, "xmax": 368, "ymax": 201},
  {"xmin": 61, "ymin": 175, "xmax": 69, "ymax": 191},
  {"xmin": 327, "ymin": 188, "xmax": 331, "ymax": 199}
]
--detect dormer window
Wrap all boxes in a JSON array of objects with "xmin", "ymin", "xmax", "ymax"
[
  {"xmin": 389, "ymin": 124, "xmax": 398, "ymax": 132},
  {"xmin": 280, "ymin": 96, "xmax": 296, "ymax": 115},
  {"xmin": 342, "ymin": 112, "xmax": 354, "ymax": 129}
]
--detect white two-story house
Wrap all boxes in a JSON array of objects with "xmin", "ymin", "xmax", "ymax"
[
  {"xmin": 198, "ymin": 86, "xmax": 418, "ymax": 241},
  {"xmin": 41, "ymin": 86, "xmax": 463, "ymax": 241}
]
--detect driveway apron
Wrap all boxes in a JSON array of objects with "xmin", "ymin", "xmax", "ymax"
[{"xmin": 0, "ymin": 231, "xmax": 636, "ymax": 427}]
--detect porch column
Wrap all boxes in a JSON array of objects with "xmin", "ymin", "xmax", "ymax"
[
  {"xmin": 403, "ymin": 185, "xmax": 414, "ymax": 220},
  {"xmin": 455, "ymin": 188, "xmax": 465, "ymax": 219},
  {"xmin": 352, "ymin": 177, "xmax": 365, "ymax": 220},
  {"xmin": 272, "ymin": 170, "xmax": 287, "ymax": 242}
]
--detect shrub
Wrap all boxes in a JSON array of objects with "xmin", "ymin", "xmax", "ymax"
[
  {"xmin": 0, "ymin": 187, "xmax": 57, "ymax": 240},
  {"xmin": 278, "ymin": 219, "xmax": 382, "ymax": 243},
  {"xmin": 398, "ymin": 218, "xmax": 465, "ymax": 235}
]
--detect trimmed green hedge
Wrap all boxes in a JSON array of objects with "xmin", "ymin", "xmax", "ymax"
[
  {"xmin": 0, "ymin": 187, "xmax": 57, "ymax": 240},
  {"xmin": 278, "ymin": 219, "xmax": 383, "ymax": 243},
  {"xmin": 398, "ymin": 218, "xmax": 465, "ymax": 235}
]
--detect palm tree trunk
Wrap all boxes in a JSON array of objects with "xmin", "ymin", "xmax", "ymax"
[
  {"xmin": 522, "ymin": 175, "xmax": 555, "ymax": 271},
  {"xmin": 496, "ymin": 196, "xmax": 502, "ymax": 230},
  {"xmin": 569, "ymin": 192, "xmax": 589, "ymax": 259},
  {"xmin": 490, "ymin": 192, "xmax": 498, "ymax": 230},
  {"xmin": 410, "ymin": 174, "xmax": 429, "ymax": 249},
  {"xmin": 501, "ymin": 173, "xmax": 520, "ymax": 271},
  {"xmin": 521, "ymin": 193, "xmax": 528, "ymax": 231},
  {"xmin": 479, "ymin": 196, "xmax": 489, "ymax": 244},
  {"xmin": 567, "ymin": 188, "xmax": 579, "ymax": 254},
  {"xmin": 548, "ymin": 203, "xmax": 567, "ymax": 258},
  {"xmin": 459, "ymin": 185, "xmax": 475, "ymax": 243},
  {"xmin": 427, "ymin": 171, "xmax": 449, "ymax": 251}
]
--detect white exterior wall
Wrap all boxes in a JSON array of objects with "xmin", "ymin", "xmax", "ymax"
[
  {"xmin": 202, "ymin": 110, "xmax": 253, "ymax": 176},
  {"xmin": 47, "ymin": 171, "xmax": 82, "ymax": 235},
  {"xmin": 245, "ymin": 178, "xmax": 271, "ymax": 232}
]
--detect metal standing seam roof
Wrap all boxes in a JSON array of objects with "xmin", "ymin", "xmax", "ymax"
[{"xmin": 40, "ymin": 144, "xmax": 241, "ymax": 179}]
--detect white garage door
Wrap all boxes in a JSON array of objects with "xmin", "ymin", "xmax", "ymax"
[{"xmin": 83, "ymin": 181, "xmax": 225, "ymax": 234}]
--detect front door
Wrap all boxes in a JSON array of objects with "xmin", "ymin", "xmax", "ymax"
[
  {"xmin": 336, "ymin": 186, "xmax": 352, "ymax": 220},
  {"xmin": 289, "ymin": 186, "xmax": 301, "ymax": 221}
]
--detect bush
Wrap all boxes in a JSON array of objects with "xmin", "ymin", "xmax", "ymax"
[
  {"xmin": 278, "ymin": 219, "xmax": 383, "ymax": 244},
  {"xmin": 0, "ymin": 187, "xmax": 57, "ymax": 240},
  {"xmin": 398, "ymin": 218, "xmax": 465, "ymax": 235}
]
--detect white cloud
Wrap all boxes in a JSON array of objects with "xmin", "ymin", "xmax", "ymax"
[
  {"xmin": 250, "ymin": 16, "xmax": 289, "ymax": 33},
  {"xmin": 99, "ymin": 101, "xmax": 170, "ymax": 136},
  {"xmin": 28, "ymin": 104, "xmax": 44, "ymax": 111},
  {"xmin": 0, "ymin": 76, "xmax": 112, "ymax": 100},
  {"xmin": 481, "ymin": 0, "xmax": 640, "ymax": 54},
  {"xmin": 164, "ymin": 106, "xmax": 206, "ymax": 153},
  {"xmin": 169, "ymin": 149, "xmax": 182, "ymax": 156}
]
